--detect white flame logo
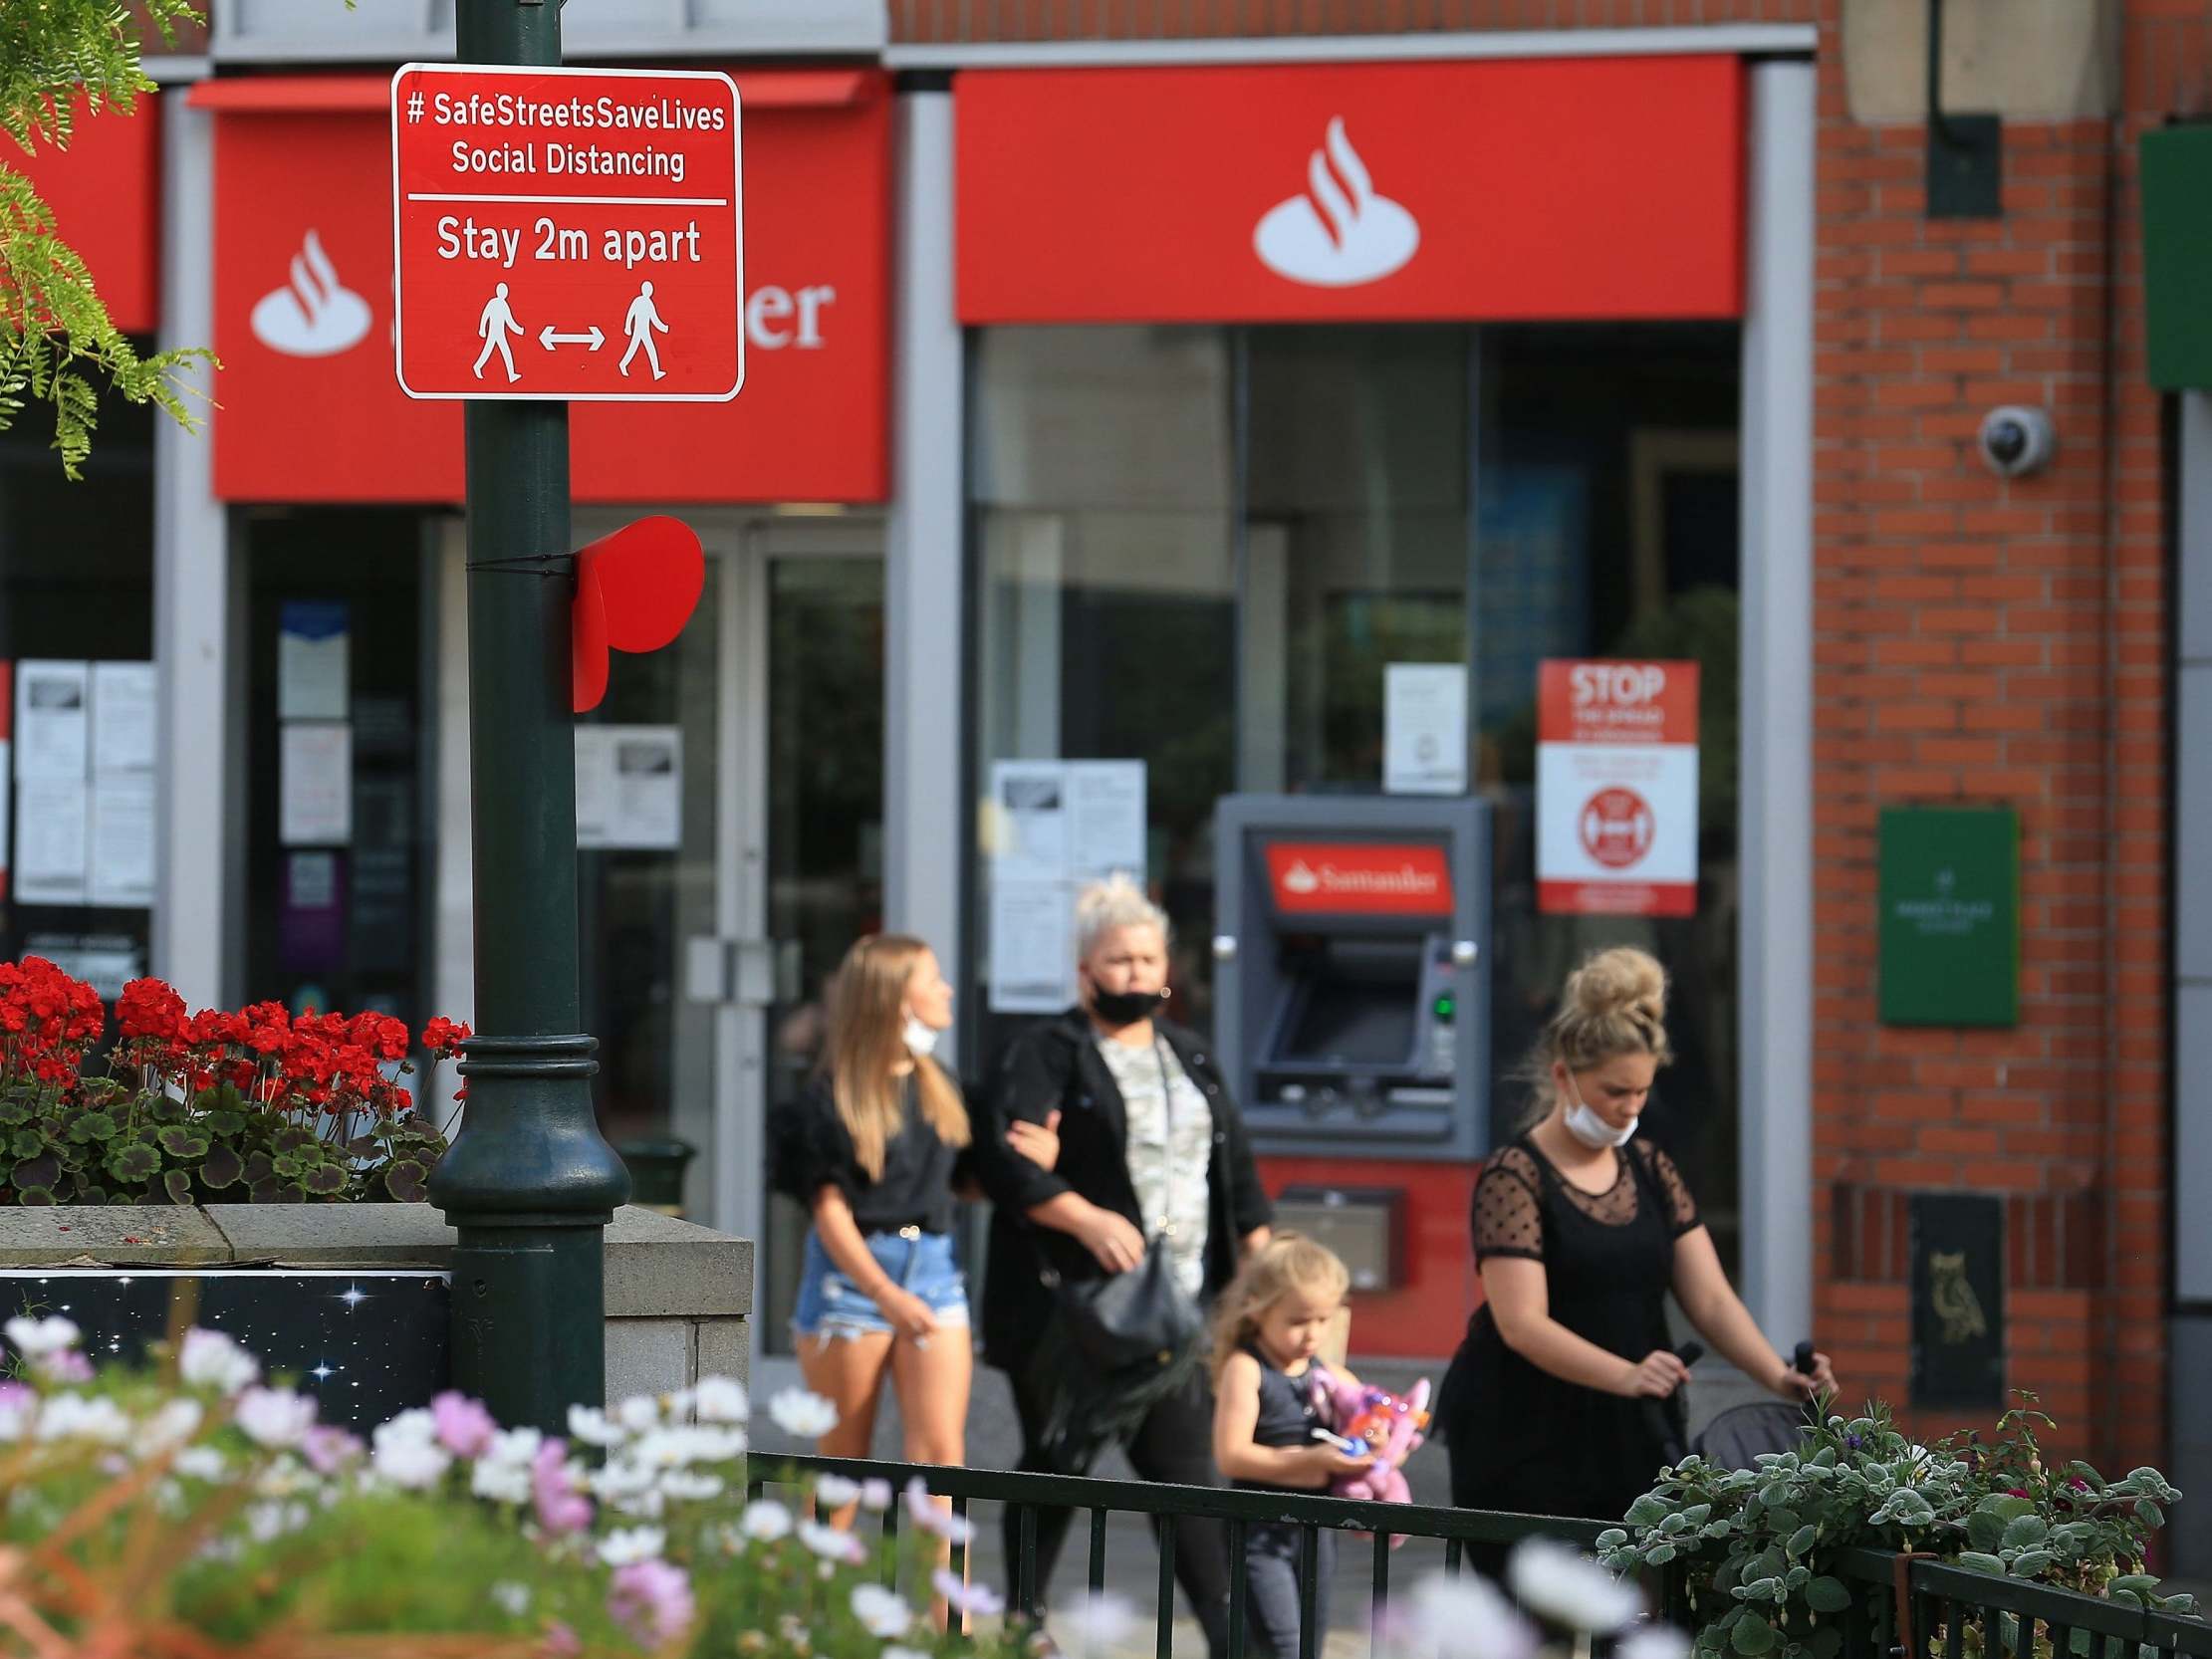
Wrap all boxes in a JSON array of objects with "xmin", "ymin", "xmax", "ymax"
[
  {"xmin": 250, "ymin": 230, "xmax": 372, "ymax": 357},
  {"xmin": 1282, "ymin": 860, "xmax": 1321, "ymax": 895},
  {"xmin": 1254, "ymin": 118, "xmax": 1420, "ymax": 289}
]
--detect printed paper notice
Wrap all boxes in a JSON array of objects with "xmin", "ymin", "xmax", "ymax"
[
  {"xmin": 1384, "ymin": 663, "xmax": 1468, "ymax": 796},
  {"xmin": 989, "ymin": 880, "xmax": 1077, "ymax": 1014},
  {"xmin": 985, "ymin": 759, "xmax": 1149, "ymax": 1013},
  {"xmin": 15, "ymin": 778, "xmax": 88, "ymax": 904},
  {"xmin": 14, "ymin": 661, "xmax": 88, "ymax": 783},
  {"xmin": 90, "ymin": 774, "xmax": 155, "ymax": 907},
  {"xmin": 279, "ymin": 600, "xmax": 351, "ymax": 721},
  {"xmin": 576, "ymin": 726, "xmax": 681, "ymax": 850},
  {"xmin": 280, "ymin": 722, "xmax": 353, "ymax": 846},
  {"xmin": 91, "ymin": 662, "xmax": 156, "ymax": 776},
  {"xmin": 1536, "ymin": 659, "xmax": 1700, "ymax": 917}
]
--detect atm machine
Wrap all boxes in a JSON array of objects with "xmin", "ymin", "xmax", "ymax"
[{"xmin": 1213, "ymin": 794, "xmax": 1491, "ymax": 1358}]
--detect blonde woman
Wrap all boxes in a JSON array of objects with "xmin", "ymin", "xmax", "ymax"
[
  {"xmin": 771, "ymin": 934, "xmax": 1058, "ymax": 1466},
  {"xmin": 1437, "ymin": 947, "xmax": 1838, "ymax": 1547}
]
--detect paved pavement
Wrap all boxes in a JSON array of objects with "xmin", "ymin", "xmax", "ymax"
[{"xmin": 745, "ymin": 1347, "xmax": 1774, "ymax": 1656}]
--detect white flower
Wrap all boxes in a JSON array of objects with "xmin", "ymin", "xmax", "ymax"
[
  {"xmin": 658, "ymin": 1471, "xmax": 724, "ymax": 1502},
  {"xmin": 1508, "ymin": 1538, "xmax": 1642, "ymax": 1635},
  {"xmin": 614, "ymin": 1394, "xmax": 660, "ymax": 1433},
  {"xmin": 4, "ymin": 1315, "xmax": 80, "ymax": 1357},
  {"xmin": 141, "ymin": 1398, "xmax": 203, "ymax": 1455},
  {"xmin": 0, "ymin": 1392, "xmax": 33, "ymax": 1443},
  {"xmin": 1618, "ymin": 1626, "xmax": 1694, "ymax": 1659},
  {"xmin": 35, "ymin": 1394, "xmax": 131, "ymax": 1445},
  {"xmin": 934, "ymin": 1566, "xmax": 1005, "ymax": 1617},
  {"xmin": 369, "ymin": 1411, "xmax": 450, "ymax": 1491},
  {"xmin": 179, "ymin": 1328, "xmax": 259, "ymax": 1396},
  {"xmin": 850, "ymin": 1582, "xmax": 911, "ymax": 1639},
  {"xmin": 1397, "ymin": 1573, "xmax": 1537, "ymax": 1659},
  {"xmin": 884, "ymin": 1648, "xmax": 932, "ymax": 1659},
  {"xmin": 767, "ymin": 1387, "xmax": 838, "ymax": 1440},
  {"xmin": 815, "ymin": 1474, "xmax": 861, "ymax": 1510},
  {"xmin": 245, "ymin": 1501, "xmax": 312, "ymax": 1544},
  {"xmin": 599, "ymin": 1526, "xmax": 667, "ymax": 1567},
  {"xmin": 236, "ymin": 1387, "xmax": 318, "ymax": 1450},
  {"xmin": 694, "ymin": 1375, "xmax": 749, "ymax": 1423},
  {"xmin": 490, "ymin": 1581, "xmax": 533, "ymax": 1619},
  {"xmin": 471, "ymin": 1458, "xmax": 533, "ymax": 1505},
  {"xmin": 1056, "ymin": 1593, "xmax": 1140, "ymax": 1653},
  {"xmin": 860, "ymin": 1478, "xmax": 893, "ymax": 1512},
  {"xmin": 741, "ymin": 1499, "xmax": 794, "ymax": 1541},
  {"xmin": 482, "ymin": 1426, "xmax": 543, "ymax": 1469},
  {"xmin": 567, "ymin": 1405, "xmax": 627, "ymax": 1448},
  {"xmin": 798, "ymin": 1519, "xmax": 866, "ymax": 1564},
  {"xmin": 173, "ymin": 1446, "xmax": 227, "ymax": 1482},
  {"xmin": 903, "ymin": 1477, "xmax": 976, "ymax": 1544}
]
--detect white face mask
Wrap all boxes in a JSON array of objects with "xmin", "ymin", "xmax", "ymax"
[
  {"xmin": 1562, "ymin": 1072, "xmax": 1637, "ymax": 1150},
  {"xmin": 902, "ymin": 1014, "xmax": 940, "ymax": 1059}
]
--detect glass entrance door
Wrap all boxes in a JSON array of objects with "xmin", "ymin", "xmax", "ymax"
[{"xmin": 572, "ymin": 512, "xmax": 884, "ymax": 1358}]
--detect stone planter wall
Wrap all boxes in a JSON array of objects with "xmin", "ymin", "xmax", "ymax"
[{"xmin": 0, "ymin": 1204, "xmax": 752, "ymax": 1403}]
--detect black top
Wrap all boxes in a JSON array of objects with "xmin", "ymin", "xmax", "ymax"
[
  {"xmin": 1438, "ymin": 1134, "xmax": 1701, "ymax": 1522},
  {"xmin": 1233, "ymin": 1342, "xmax": 1324, "ymax": 1494},
  {"xmin": 972, "ymin": 1008, "xmax": 1275, "ymax": 1373},
  {"xmin": 768, "ymin": 1071, "xmax": 961, "ymax": 1237}
]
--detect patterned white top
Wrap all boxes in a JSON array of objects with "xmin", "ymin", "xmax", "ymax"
[{"xmin": 1094, "ymin": 1035, "xmax": 1214, "ymax": 1299}]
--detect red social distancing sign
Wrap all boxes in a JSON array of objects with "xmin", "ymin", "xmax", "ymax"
[
  {"xmin": 390, "ymin": 63, "xmax": 742, "ymax": 401},
  {"xmin": 1535, "ymin": 660, "xmax": 1701, "ymax": 918}
]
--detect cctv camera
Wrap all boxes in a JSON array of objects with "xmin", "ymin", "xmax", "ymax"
[{"xmin": 1978, "ymin": 405, "xmax": 2055, "ymax": 478}]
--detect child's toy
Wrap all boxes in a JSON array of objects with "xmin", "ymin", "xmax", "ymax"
[{"xmin": 1308, "ymin": 1367, "xmax": 1431, "ymax": 1511}]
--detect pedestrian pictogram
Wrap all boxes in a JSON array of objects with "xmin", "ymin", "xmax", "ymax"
[{"xmin": 389, "ymin": 63, "xmax": 743, "ymax": 401}]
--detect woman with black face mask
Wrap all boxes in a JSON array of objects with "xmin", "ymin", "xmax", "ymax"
[{"xmin": 974, "ymin": 874, "xmax": 1274, "ymax": 1659}]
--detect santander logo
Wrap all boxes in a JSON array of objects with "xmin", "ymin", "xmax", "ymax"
[
  {"xmin": 1266, "ymin": 841, "xmax": 1454, "ymax": 916},
  {"xmin": 1282, "ymin": 860, "xmax": 1322, "ymax": 896},
  {"xmin": 251, "ymin": 231, "xmax": 371, "ymax": 357},
  {"xmin": 1253, "ymin": 118, "xmax": 1420, "ymax": 289}
]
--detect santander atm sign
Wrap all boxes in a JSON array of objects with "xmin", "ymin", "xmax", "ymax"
[{"xmin": 1265, "ymin": 842, "xmax": 1455, "ymax": 917}]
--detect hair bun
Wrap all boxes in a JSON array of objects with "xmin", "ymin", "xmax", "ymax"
[{"xmin": 1568, "ymin": 946, "xmax": 1668, "ymax": 1030}]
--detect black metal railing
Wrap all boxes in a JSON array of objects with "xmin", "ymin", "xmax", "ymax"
[
  {"xmin": 752, "ymin": 1456, "xmax": 2212, "ymax": 1659},
  {"xmin": 755, "ymin": 1452, "xmax": 1611, "ymax": 1659}
]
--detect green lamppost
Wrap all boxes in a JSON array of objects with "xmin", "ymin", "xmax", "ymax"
[{"xmin": 425, "ymin": 0, "xmax": 632, "ymax": 1434}]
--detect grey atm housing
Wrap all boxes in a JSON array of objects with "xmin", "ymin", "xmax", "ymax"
[{"xmin": 1214, "ymin": 795, "xmax": 1490, "ymax": 1162}]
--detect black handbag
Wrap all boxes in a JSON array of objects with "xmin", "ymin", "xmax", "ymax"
[{"xmin": 1045, "ymin": 1236, "xmax": 1204, "ymax": 1373}]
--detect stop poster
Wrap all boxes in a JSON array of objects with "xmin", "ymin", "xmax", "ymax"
[{"xmin": 1535, "ymin": 659, "xmax": 1700, "ymax": 917}]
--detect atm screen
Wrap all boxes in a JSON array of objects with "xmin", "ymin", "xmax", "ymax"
[{"xmin": 1275, "ymin": 940, "xmax": 1420, "ymax": 1066}]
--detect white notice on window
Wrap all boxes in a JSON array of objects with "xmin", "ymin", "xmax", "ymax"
[
  {"xmin": 15, "ymin": 777, "xmax": 88, "ymax": 904},
  {"xmin": 1067, "ymin": 761, "xmax": 1146, "ymax": 879},
  {"xmin": 91, "ymin": 662, "xmax": 157, "ymax": 776},
  {"xmin": 990, "ymin": 761, "xmax": 1070, "ymax": 883},
  {"xmin": 577, "ymin": 726, "xmax": 681, "ymax": 850},
  {"xmin": 1383, "ymin": 662, "xmax": 1468, "ymax": 796},
  {"xmin": 90, "ymin": 774, "xmax": 155, "ymax": 907},
  {"xmin": 280, "ymin": 722, "xmax": 353, "ymax": 846},
  {"xmin": 15, "ymin": 661, "xmax": 89, "ymax": 784},
  {"xmin": 988, "ymin": 879, "xmax": 1077, "ymax": 1014},
  {"xmin": 278, "ymin": 601, "xmax": 351, "ymax": 722}
]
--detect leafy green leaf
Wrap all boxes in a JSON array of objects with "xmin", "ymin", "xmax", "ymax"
[
  {"xmin": 0, "ymin": 1097, "xmax": 29, "ymax": 1127},
  {"xmin": 301, "ymin": 1163, "xmax": 348, "ymax": 1197},
  {"xmin": 203, "ymin": 1108, "xmax": 245, "ymax": 1137},
  {"xmin": 1804, "ymin": 1577, "xmax": 1852, "ymax": 1613},
  {"xmin": 2008, "ymin": 1549, "xmax": 2055, "ymax": 1578},
  {"xmin": 106, "ymin": 1143, "xmax": 159, "ymax": 1184},
  {"xmin": 9, "ymin": 1128, "xmax": 42, "ymax": 1160},
  {"xmin": 1958, "ymin": 1552, "xmax": 2008, "ymax": 1578},
  {"xmin": 2000, "ymin": 1516, "xmax": 2049, "ymax": 1551},
  {"xmin": 1730, "ymin": 1615, "xmax": 1777, "ymax": 1655},
  {"xmin": 1966, "ymin": 1512, "xmax": 2007, "ymax": 1551},
  {"xmin": 2135, "ymin": 1500, "xmax": 2165, "ymax": 1528},
  {"xmin": 384, "ymin": 1160, "xmax": 428, "ymax": 1203},
  {"xmin": 15, "ymin": 1184, "xmax": 53, "ymax": 1206},
  {"xmin": 1786, "ymin": 1526, "xmax": 1818, "ymax": 1558},
  {"xmin": 11, "ymin": 1152, "xmax": 60, "ymax": 1192},
  {"xmin": 198, "ymin": 1144, "xmax": 243, "ymax": 1190},
  {"xmin": 155, "ymin": 1125, "xmax": 209, "ymax": 1159},
  {"xmin": 159, "ymin": 1168, "xmax": 192, "ymax": 1205}
]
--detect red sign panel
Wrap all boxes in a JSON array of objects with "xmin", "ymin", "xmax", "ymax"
[
  {"xmin": 16, "ymin": 96, "xmax": 161, "ymax": 336},
  {"xmin": 1536, "ymin": 659, "xmax": 1702, "ymax": 746},
  {"xmin": 391, "ymin": 64, "xmax": 742, "ymax": 402},
  {"xmin": 198, "ymin": 74, "xmax": 888, "ymax": 503},
  {"xmin": 1536, "ymin": 659, "xmax": 1701, "ymax": 919},
  {"xmin": 1264, "ymin": 842, "xmax": 1454, "ymax": 917},
  {"xmin": 956, "ymin": 57, "xmax": 1743, "ymax": 325}
]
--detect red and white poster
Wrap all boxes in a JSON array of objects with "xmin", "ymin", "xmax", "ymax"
[{"xmin": 1537, "ymin": 660, "xmax": 1699, "ymax": 918}]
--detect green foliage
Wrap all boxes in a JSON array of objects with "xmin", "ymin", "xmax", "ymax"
[
  {"xmin": 0, "ymin": 0, "xmax": 212, "ymax": 476},
  {"xmin": 1598, "ymin": 1396, "xmax": 2198, "ymax": 1659}
]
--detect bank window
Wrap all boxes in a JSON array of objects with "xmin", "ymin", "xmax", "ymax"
[{"xmin": 968, "ymin": 322, "xmax": 1742, "ymax": 1266}]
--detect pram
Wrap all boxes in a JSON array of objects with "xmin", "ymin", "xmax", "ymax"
[{"xmin": 1686, "ymin": 1341, "xmax": 1824, "ymax": 1472}]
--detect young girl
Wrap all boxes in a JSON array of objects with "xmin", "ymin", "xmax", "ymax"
[{"xmin": 1210, "ymin": 1236, "xmax": 1382, "ymax": 1659}]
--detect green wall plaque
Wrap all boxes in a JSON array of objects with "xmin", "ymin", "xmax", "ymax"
[
  {"xmin": 2140, "ymin": 125, "xmax": 2212, "ymax": 391},
  {"xmin": 1877, "ymin": 807, "xmax": 2019, "ymax": 1028}
]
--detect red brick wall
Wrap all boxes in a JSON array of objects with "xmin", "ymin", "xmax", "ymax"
[{"xmin": 908, "ymin": 0, "xmax": 2186, "ymax": 1479}]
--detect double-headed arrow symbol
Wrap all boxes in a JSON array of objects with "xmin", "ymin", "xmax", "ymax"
[{"xmin": 539, "ymin": 325, "xmax": 606, "ymax": 352}]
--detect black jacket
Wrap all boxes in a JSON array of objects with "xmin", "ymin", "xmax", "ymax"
[{"xmin": 973, "ymin": 1007, "xmax": 1274, "ymax": 1372}]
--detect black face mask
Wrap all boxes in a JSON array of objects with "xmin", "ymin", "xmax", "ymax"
[{"xmin": 1090, "ymin": 986, "xmax": 1170, "ymax": 1027}]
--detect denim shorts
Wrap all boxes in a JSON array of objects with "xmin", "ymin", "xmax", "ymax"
[{"xmin": 790, "ymin": 1226, "xmax": 970, "ymax": 1341}]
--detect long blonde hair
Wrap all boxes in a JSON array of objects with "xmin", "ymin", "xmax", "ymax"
[
  {"xmin": 821, "ymin": 934, "xmax": 969, "ymax": 1180},
  {"xmin": 1208, "ymin": 1233, "xmax": 1349, "ymax": 1388}
]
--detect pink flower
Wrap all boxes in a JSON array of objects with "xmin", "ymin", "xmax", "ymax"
[
  {"xmin": 539, "ymin": 1623, "xmax": 581, "ymax": 1659},
  {"xmin": 304, "ymin": 1425, "xmax": 365, "ymax": 1474},
  {"xmin": 608, "ymin": 1558, "xmax": 695, "ymax": 1649},
  {"xmin": 32, "ymin": 1349, "xmax": 93, "ymax": 1385},
  {"xmin": 431, "ymin": 1390, "xmax": 498, "ymax": 1459},
  {"xmin": 531, "ymin": 1438, "xmax": 592, "ymax": 1536}
]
